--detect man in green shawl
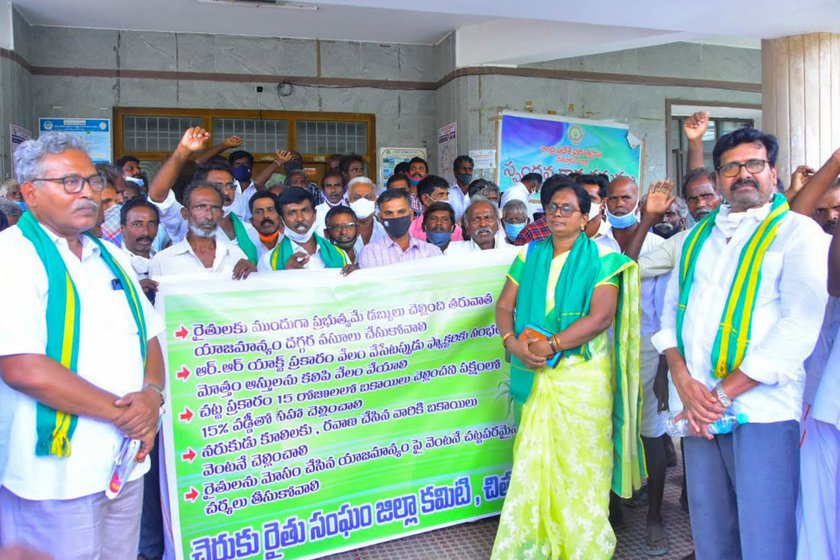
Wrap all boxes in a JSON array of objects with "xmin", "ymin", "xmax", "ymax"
[
  {"xmin": 653, "ymin": 127, "xmax": 829, "ymax": 559},
  {"xmin": 0, "ymin": 132, "xmax": 166, "ymax": 558},
  {"xmin": 258, "ymin": 187, "xmax": 348, "ymax": 271}
]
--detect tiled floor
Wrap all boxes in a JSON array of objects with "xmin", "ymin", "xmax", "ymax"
[{"xmin": 324, "ymin": 440, "xmax": 694, "ymax": 560}]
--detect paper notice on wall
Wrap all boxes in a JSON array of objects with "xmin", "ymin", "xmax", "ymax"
[
  {"xmin": 9, "ymin": 124, "xmax": 32, "ymax": 179},
  {"xmin": 437, "ymin": 123, "xmax": 457, "ymax": 184},
  {"xmin": 469, "ymin": 150, "xmax": 496, "ymax": 170},
  {"xmin": 380, "ymin": 147, "xmax": 428, "ymax": 186},
  {"xmin": 39, "ymin": 118, "xmax": 112, "ymax": 164}
]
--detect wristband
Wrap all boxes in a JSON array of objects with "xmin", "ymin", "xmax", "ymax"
[{"xmin": 144, "ymin": 383, "xmax": 166, "ymax": 407}]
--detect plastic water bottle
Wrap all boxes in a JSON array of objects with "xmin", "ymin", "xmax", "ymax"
[{"xmin": 665, "ymin": 412, "xmax": 748, "ymax": 437}]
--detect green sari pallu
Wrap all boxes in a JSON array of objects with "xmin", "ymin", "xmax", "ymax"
[
  {"xmin": 492, "ymin": 233, "xmax": 643, "ymax": 560},
  {"xmin": 17, "ymin": 211, "xmax": 148, "ymax": 457}
]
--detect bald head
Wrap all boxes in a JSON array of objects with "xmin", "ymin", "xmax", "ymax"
[
  {"xmin": 606, "ymin": 176, "xmax": 639, "ymax": 218},
  {"xmin": 607, "ymin": 176, "xmax": 638, "ymax": 196}
]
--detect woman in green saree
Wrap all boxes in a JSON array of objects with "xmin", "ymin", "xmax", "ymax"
[{"xmin": 492, "ymin": 176, "xmax": 645, "ymax": 560}]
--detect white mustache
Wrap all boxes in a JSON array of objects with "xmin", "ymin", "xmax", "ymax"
[{"xmin": 74, "ymin": 200, "xmax": 99, "ymax": 212}]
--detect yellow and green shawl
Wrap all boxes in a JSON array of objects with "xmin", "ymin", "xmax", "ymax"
[
  {"xmin": 18, "ymin": 211, "xmax": 148, "ymax": 457},
  {"xmin": 268, "ymin": 234, "xmax": 347, "ymax": 270},
  {"xmin": 676, "ymin": 193, "xmax": 789, "ymax": 379}
]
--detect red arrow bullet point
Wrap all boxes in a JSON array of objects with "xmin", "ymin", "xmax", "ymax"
[
  {"xmin": 184, "ymin": 487, "xmax": 198, "ymax": 501},
  {"xmin": 175, "ymin": 325, "xmax": 188, "ymax": 339},
  {"xmin": 179, "ymin": 407, "xmax": 194, "ymax": 423},
  {"xmin": 181, "ymin": 448, "xmax": 196, "ymax": 462},
  {"xmin": 176, "ymin": 366, "xmax": 190, "ymax": 381}
]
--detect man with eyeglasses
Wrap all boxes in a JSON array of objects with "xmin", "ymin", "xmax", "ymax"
[
  {"xmin": 148, "ymin": 127, "xmax": 262, "ymax": 264},
  {"xmin": 323, "ymin": 205, "xmax": 362, "ymax": 272},
  {"xmin": 652, "ymin": 127, "xmax": 829, "ymax": 560},
  {"xmin": 0, "ymin": 132, "xmax": 165, "ymax": 559}
]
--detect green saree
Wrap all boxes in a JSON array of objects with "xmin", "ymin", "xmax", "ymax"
[{"xmin": 492, "ymin": 234, "xmax": 643, "ymax": 560}]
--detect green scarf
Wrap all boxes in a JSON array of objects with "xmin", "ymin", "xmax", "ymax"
[
  {"xmin": 229, "ymin": 213, "xmax": 258, "ymax": 264},
  {"xmin": 676, "ymin": 193, "xmax": 789, "ymax": 379},
  {"xmin": 18, "ymin": 211, "xmax": 148, "ymax": 457},
  {"xmin": 510, "ymin": 232, "xmax": 643, "ymax": 497},
  {"xmin": 269, "ymin": 234, "xmax": 347, "ymax": 270}
]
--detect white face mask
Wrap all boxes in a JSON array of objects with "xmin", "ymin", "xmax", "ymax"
[
  {"xmin": 283, "ymin": 219, "xmax": 316, "ymax": 244},
  {"xmin": 349, "ymin": 198, "xmax": 375, "ymax": 220}
]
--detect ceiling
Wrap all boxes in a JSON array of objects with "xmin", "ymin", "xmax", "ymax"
[{"xmin": 12, "ymin": 0, "xmax": 840, "ymax": 66}]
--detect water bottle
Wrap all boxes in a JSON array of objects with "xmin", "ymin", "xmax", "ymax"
[{"xmin": 665, "ymin": 411, "xmax": 748, "ymax": 437}]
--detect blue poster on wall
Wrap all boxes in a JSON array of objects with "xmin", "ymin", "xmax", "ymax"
[
  {"xmin": 39, "ymin": 118, "xmax": 112, "ymax": 164},
  {"xmin": 496, "ymin": 111, "xmax": 642, "ymax": 191}
]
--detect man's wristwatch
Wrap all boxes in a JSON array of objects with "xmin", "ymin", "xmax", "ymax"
[
  {"xmin": 144, "ymin": 383, "xmax": 166, "ymax": 407},
  {"xmin": 714, "ymin": 382, "xmax": 733, "ymax": 408}
]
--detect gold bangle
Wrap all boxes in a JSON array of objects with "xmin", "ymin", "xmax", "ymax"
[
  {"xmin": 552, "ymin": 334, "xmax": 563, "ymax": 353},
  {"xmin": 502, "ymin": 332, "xmax": 515, "ymax": 347}
]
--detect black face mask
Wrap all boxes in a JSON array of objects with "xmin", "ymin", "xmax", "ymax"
[
  {"xmin": 381, "ymin": 215, "xmax": 412, "ymax": 239},
  {"xmin": 331, "ymin": 235, "xmax": 358, "ymax": 251}
]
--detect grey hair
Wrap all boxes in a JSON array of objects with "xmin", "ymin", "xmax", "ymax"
[
  {"xmin": 476, "ymin": 182, "xmax": 500, "ymax": 200},
  {"xmin": 183, "ymin": 180, "xmax": 224, "ymax": 208},
  {"xmin": 13, "ymin": 132, "xmax": 90, "ymax": 184},
  {"xmin": 283, "ymin": 169, "xmax": 308, "ymax": 187},
  {"xmin": 0, "ymin": 178, "xmax": 19, "ymax": 199},
  {"xmin": 347, "ymin": 176, "xmax": 375, "ymax": 190},
  {"xmin": 0, "ymin": 198, "xmax": 22, "ymax": 218},
  {"xmin": 466, "ymin": 195, "xmax": 500, "ymax": 221},
  {"xmin": 502, "ymin": 198, "xmax": 527, "ymax": 215},
  {"xmin": 673, "ymin": 197, "xmax": 689, "ymax": 220}
]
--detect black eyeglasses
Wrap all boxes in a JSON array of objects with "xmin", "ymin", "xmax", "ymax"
[
  {"xmin": 544, "ymin": 203, "xmax": 581, "ymax": 217},
  {"xmin": 718, "ymin": 159, "xmax": 768, "ymax": 178},
  {"xmin": 33, "ymin": 174, "xmax": 108, "ymax": 193}
]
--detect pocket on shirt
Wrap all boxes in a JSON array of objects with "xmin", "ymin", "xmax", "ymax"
[{"xmin": 757, "ymin": 251, "xmax": 783, "ymax": 300}]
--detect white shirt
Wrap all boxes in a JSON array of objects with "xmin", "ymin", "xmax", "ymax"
[
  {"xmin": 595, "ymin": 224, "xmax": 665, "ymax": 336},
  {"xmin": 812, "ymin": 307, "xmax": 840, "ymax": 429},
  {"xmin": 0, "ymin": 223, "xmax": 163, "ymax": 500},
  {"xmin": 149, "ymin": 236, "xmax": 248, "ymax": 278},
  {"xmin": 448, "ymin": 183, "xmax": 471, "ymax": 222},
  {"xmin": 500, "ymin": 182, "xmax": 541, "ymax": 220},
  {"xmin": 445, "ymin": 230, "xmax": 510, "ymax": 255},
  {"xmin": 804, "ymin": 296, "xmax": 840, "ymax": 414},
  {"xmin": 652, "ymin": 203, "xmax": 830, "ymax": 423},
  {"xmin": 257, "ymin": 240, "xmax": 326, "ymax": 272}
]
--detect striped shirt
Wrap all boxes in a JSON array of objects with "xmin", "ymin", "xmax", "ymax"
[{"xmin": 358, "ymin": 235, "xmax": 441, "ymax": 268}]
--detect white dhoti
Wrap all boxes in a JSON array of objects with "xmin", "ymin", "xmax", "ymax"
[{"xmin": 797, "ymin": 413, "xmax": 840, "ymax": 560}]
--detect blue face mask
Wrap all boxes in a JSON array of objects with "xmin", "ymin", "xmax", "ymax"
[
  {"xmin": 232, "ymin": 165, "xmax": 252, "ymax": 184},
  {"xmin": 606, "ymin": 206, "xmax": 639, "ymax": 229},
  {"xmin": 426, "ymin": 230, "xmax": 452, "ymax": 248},
  {"xmin": 504, "ymin": 221, "xmax": 526, "ymax": 241}
]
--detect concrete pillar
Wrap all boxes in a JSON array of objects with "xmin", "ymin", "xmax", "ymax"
[{"xmin": 762, "ymin": 33, "xmax": 840, "ymax": 181}]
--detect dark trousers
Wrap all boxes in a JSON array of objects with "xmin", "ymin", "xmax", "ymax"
[
  {"xmin": 138, "ymin": 438, "xmax": 164, "ymax": 559},
  {"xmin": 684, "ymin": 420, "xmax": 799, "ymax": 560}
]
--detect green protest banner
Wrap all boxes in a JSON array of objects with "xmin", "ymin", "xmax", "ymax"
[{"xmin": 158, "ymin": 250, "xmax": 518, "ymax": 560}]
